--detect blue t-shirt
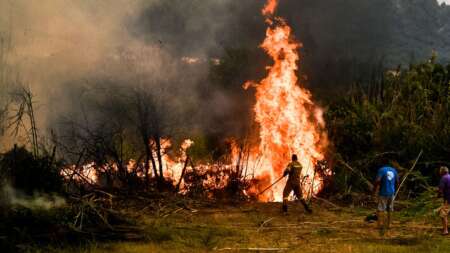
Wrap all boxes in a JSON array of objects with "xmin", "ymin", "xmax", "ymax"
[{"xmin": 376, "ymin": 166, "xmax": 398, "ymax": 197}]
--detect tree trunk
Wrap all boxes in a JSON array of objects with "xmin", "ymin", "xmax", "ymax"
[
  {"xmin": 149, "ymin": 151, "xmax": 158, "ymax": 181},
  {"xmin": 144, "ymin": 139, "xmax": 158, "ymax": 185},
  {"xmin": 175, "ymin": 156, "xmax": 189, "ymax": 192},
  {"xmin": 154, "ymin": 136, "xmax": 164, "ymax": 183}
]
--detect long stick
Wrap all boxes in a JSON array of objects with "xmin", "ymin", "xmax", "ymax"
[
  {"xmin": 393, "ymin": 150, "xmax": 423, "ymax": 201},
  {"xmin": 339, "ymin": 159, "xmax": 374, "ymax": 191},
  {"xmin": 312, "ymin": 195, "xmax": 341, "ymax": 209},
  {"xmin": 258, "ymin": 176, "xmax": 285, "ymax": 196}
]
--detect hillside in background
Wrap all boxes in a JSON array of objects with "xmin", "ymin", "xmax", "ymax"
[
  {"xmin": 279, "ymin": 0, "xmax": 450, "ymax": 91},
  {"xmin": 135, "ymin": 0, "xmax": 450, "ymax": 93},
  {"xmin": 389, "ymin": 0, "xmax": 450, "ymax": 63}
]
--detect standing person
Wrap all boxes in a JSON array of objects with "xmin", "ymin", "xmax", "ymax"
[
  {"xmin": 438, "ymin": 166, "xmax": 450, "ymax": 235},
  {"xmin": 282, "ymin": 154, "xmax": 312, "ymax": 214},
  {"xmin": 374, "ymin": 163, "xmax": 399, "ymax": 234}
]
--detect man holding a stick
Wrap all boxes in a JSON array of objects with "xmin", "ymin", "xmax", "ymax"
[
  {"xmin": 374, "ymin": 161, "xmax": 399, "ymax": 233},
  {"xmin": 282, "ymin": 154, "xmax": 312, "ymax": 214},
  {"xmin": 438, "ymin": 166, "xmax": 450, "ymax": 235}
]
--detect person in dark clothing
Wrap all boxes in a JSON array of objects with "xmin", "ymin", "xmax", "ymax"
[{"xmin": 282, "ymin": 154, "xmax": 312, "ymax": 214}]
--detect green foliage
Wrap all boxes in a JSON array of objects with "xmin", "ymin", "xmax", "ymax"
[
  {"xmin": 397, "ymin": 190, "xmax": 441, "ymax": 220},
  {"xmin": 327, "ymin": 58, "xmax": 450, "ymax": 194},
  {"xmin": 142, "ymin": 219, "xmax": 234, "ymax": 251},
  {"xmin": 145, "ymin": 225, "xmax": 173, "ymax": 242}
]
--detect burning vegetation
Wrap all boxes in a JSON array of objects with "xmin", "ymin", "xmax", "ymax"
[
  {"xmin": 58, "ymin": 0, "xmax": 330, "ymax": 202},
  {"xmin": 2, "ymin": 0, "xmax": 450, "ymax": 252}
]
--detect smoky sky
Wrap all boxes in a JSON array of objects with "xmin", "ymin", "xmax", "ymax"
[
  {"xmin": 132, "ymin": 0, "xmax": 450, "ymax": 92},
  {"xmin": 133, "ymin": 0, "xmax": 449, "ymax": 63},
  {"xmin": 0, "ymin": 0, "xmax": 449, "ymax": 149},
  {"xmin": 130, "ymin": 0, "xmax": 266, "ymax": 57}
]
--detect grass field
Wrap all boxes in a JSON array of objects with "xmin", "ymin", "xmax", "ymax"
[{"xmin": 28, "ymin": 198, "xmax": 450, "ymax": 253}]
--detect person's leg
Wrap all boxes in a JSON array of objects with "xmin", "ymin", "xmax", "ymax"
[
  {"xmin": 377, "ymin": 197, "xmax": 386, "ymax": 231},
  {"xmin": 282, "ymin": 199, "xmax": 288, "ymax": 212},
  {"xmin": 300, "ymin": 199, "xmax": 312, "ymax": 213},
  {"xmin": 282, "ymin": 182, "xmax": 292, "ymax": 213},
  {"xmin": 377, "ymin": 211, "xmax": 384, "ymax": 228},
  {"xmin": 386, "ymin": 211, "xmax": 391, "ymax": 230},
  {"xmin": 443, "ymin": 216, "xmax": 448, "ymax": 235},
  {"xmin": 440, "ymin": 203, "xmax": 449, "ymax": 235},
  {"xmin": 293, "ymin": 183, "xmax": 312, "ymax": 213},
  {"xmin": 386, "ymin": 197, "xmax": 394, "ymax": 229}
]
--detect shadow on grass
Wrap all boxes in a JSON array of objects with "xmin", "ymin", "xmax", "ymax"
[{"xmin": 364, "ymin": 237, "xmax": 423, "ymax": 246}]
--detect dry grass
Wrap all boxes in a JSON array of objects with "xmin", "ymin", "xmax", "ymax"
[{"xmin": 30, "ymin": 200, "xmax": 450, "ymax": 253}]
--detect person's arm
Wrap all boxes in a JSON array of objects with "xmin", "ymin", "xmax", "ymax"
[
  {"xmin": 283, "ymin": 163, "xmax": 291, "ymax": 177},
  {"xmin": 373, "ymin": 168, "xmax": 382, "ymax": 196},
  {"xmin": 373, "ymin": 178, "xmax": 381, "ymax": 196}
]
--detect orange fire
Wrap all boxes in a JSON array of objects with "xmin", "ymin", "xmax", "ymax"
[
  {"xmin": 62, "ymin": 0, "xmax": 329, "ymax": 202},
  {"xmin": 262, "ymin": 0, "xmax": 278, "ymax": 16},
  {"xmin": 163, "ymin": 138, "xmax": 194, "ymax": 184},
  {"xmin": 244, "ymin": 0, "xmax": 328, "ymax": 201}
]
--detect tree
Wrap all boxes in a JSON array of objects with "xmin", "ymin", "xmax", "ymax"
[
  {"xmin": 326, "ymin": 57, "xmax": 450, "ymax": 195},
  {"xmin": 129, "ymin": 86, "xmax": 166, "ymax": 185},
  {"xmin": 9, "ymin": 86, "xmax": 39, "ymax": 158}
]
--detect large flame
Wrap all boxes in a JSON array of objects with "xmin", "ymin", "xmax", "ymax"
[
  {"xmin": 244, "ymin": 0, "xmax": 328, "ymax": 201},
  {"xmin": 62, "ymin": 0, "xmax": 329, "ymax": 202}
]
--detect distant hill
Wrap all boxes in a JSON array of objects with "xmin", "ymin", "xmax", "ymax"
[
  {"xmin": 279, "ymin": 0, "xmax": 450, "ymax": 67},
  {"xmin": 388, "ymin": 0, "xmax": 450, "ymax": 64}
]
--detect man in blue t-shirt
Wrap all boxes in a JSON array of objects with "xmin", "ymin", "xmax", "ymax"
[{"xmin": 374, "ymin": 165, "xmax": 399, "ymax": 232}]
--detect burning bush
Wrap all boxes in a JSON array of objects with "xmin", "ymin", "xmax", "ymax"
[{"xmin": 181, "ymin": 164, "xmax": 249, "ymax": 200}]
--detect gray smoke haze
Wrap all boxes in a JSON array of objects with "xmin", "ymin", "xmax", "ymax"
[
  {"xmin": 0, "ymin": 0, "xmax": 231, "ymax": 149},
  {"xmin": 0, "ymin": 0, "xmax": 449, "ymax": 150},
  {"xmin": 1, "ymin": 184, "xmax": 66, "ymax": 210}
]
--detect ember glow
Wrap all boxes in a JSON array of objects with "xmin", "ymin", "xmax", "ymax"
[{"xmin": 243, "ymin": 0, "xmax": 329, "ymax": 201}]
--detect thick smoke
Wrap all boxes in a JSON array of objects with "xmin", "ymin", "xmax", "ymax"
[
  {"xmin": 0, "ymin": 0, "xmax": 449, "ymax": 151},
  {"xmin": 0, "ymin": 0, "xmax": 221, "ymax": 149}
]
